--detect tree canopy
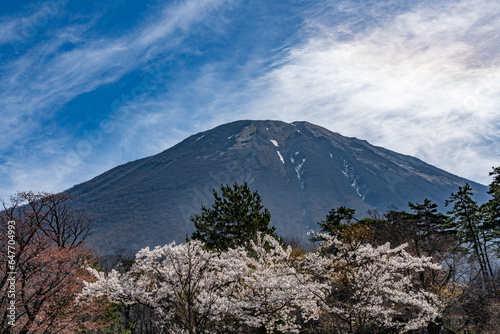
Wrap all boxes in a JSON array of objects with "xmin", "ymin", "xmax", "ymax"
[
  {"xmin": 81, "ymin": 233, "xmax": 442, "ymax": 334},
  {"xmin": 191, "ymin": 182, "xmax": 275, "ymax": 251},
  {"xmin": 0, "ymin": 192, "xmax": 112, "ymax": 333}
]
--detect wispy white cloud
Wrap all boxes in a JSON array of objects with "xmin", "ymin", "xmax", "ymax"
[
  {"xmin": 0, "ymin": 18, "xmax": 21, "ymax": 45},
  {"xmin": 2, "ymin": 0, "xmax": 499, "ymax": 201},
  {"xmin": 0, "ymin": 0, "xmax": 233, "ymax": 199},
  {"xmin": 1, "ymin": 0, "xmax": 230, "ymax": 142},
  {"xmin": 227, "ymin": 0, "xmax": 500, "ymax": 184},
  {"xmin": 0, "ymin": 1, "xmax": 65, "ymax": 45},
  {"xmin": 76, "ymin": 0, "xmax": 500, "ymax": 186}
]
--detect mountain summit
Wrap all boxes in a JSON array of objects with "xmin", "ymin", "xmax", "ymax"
[{"xmin": 66, "ymin": 120, "xmax": 488, "ymax": 253}]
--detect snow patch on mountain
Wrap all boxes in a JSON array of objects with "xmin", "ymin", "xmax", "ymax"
[
  {"xmin": 342, "ymin": 158, "xmax": 365, "ymax": 200},
  {"xmin": 277, "ymin": 151, "xmax": 285, "ymax": 164},
  {"xmin": 294, "ymin": 158, "xmax": 306, "ymax": 188}
]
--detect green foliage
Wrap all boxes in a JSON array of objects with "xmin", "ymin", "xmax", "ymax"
[
  {"xmin": 99, "ymin": 303, "xmax": 134, "ymax": 334},
  {"xmin": 483, "ymin": 167, "xmax": 500, "ymax": 248},
  {"xmin": 359, "ymin": 199, "xmax": 451, "ymax": 258},
  {"xmin": 310, "ymin": 206, "xmax": 368, "ymax": 256},
  {"xmin": 311, "ymin": 206, "xmax": 356, "ymax": 242},
  {"xmin": 320, "ymin": 206, "xmax": 356, "ymax": 233},
  {"xmin": 408, "ymin": 198, "xmax": 448, "ymax": 230},
  {"xmin": 445, "ymin": 184, "xmax": 484, "ymax": 241},
  {"xmin": 445, "ymin": 183, "xmax": 494, "ymax": 283},
  {"xmin": 406, "ymin": 199, "xmax": 451, "ymax": 255},
  {"xmin": 357, "ymin": 217, "xmax": 389, "ymax": 240},
  {"xmin": 191, "ymin": 182, "xmax": 275, "ymax": 251}
]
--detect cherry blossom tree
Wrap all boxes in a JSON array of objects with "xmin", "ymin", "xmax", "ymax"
[
  {"xmin": 233, "ymin": 233, "xmax": 323, "ymax": 333},
  {"xmin": 79, "ymin": 230, "xmax": 442, "ymax": 334},
  {"xmin": 0, "ymin": 192, "xmax": 111, "ymax": 333},
  {"xmin": 304, "ymin": 232, "xmax": 443, "ymax": 334},
  {"xmin": 80, "ymin": 233, "xmax": 323, "ymax": 334},
  {"xmin": 82, "ymin": 240, "xmax": 247, "ymax": 333}
]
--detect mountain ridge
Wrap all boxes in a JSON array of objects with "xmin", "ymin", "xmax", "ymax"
[{"xmin": 66, "ymin": 120, "xmax": 489, "ymax": 254}]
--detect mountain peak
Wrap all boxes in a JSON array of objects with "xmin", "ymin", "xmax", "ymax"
[{"xmin": 66, "ymin": 120, "xmax": 488, "ymax": 254}]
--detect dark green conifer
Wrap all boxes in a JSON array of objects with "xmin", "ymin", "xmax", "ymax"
[
  {"xmin": 191, "ymin": 182, "xmax": 275, "ymax": 251},
  {"xmin": 445, "ymin": 184, "xmax": 493, "ymax": 283},
  {"xmin": 316, "ymin": 206, "xmax": 356, "ymax": 235}
]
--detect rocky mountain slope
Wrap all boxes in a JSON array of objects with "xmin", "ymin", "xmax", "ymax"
[{"xmin": 66, "ymin": 120, "xmax": 489, "ymax": 254}]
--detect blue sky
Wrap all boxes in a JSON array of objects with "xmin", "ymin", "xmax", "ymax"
[{"xmin": 1, "ymin": 0, "xmax": 500, "ymax": 200}]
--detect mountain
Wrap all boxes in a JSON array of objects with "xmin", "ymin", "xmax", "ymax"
[{"xmin": 66, "ymin": 120, "xmax": 489, "ymax": 254}]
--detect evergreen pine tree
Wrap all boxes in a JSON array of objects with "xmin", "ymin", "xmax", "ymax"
[
  {"xmin": 316, "ymin": 206, "xmax": 356, "ymax": 236},
  {"xmin": 407, "ymin": 198, "xmax": 450, "ymax": 256},
  {"xmin": 310, "ymin": 206, "xmax": 359, "ymax": 249},
  {"xmin": 483, "ymin": 166, "xmax": 500, "ymax": 246},
  {"xmin": 191, "ymin": 182, "xmax": 275, "ymax": 251},
  {"xmin": 445, "ymin": 184, "xmax": 493, "ymax": 283}
]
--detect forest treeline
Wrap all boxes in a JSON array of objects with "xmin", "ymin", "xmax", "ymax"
[{"xmin": 1, "ymin": 167, "xmax": 500, "ymax": 333}]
